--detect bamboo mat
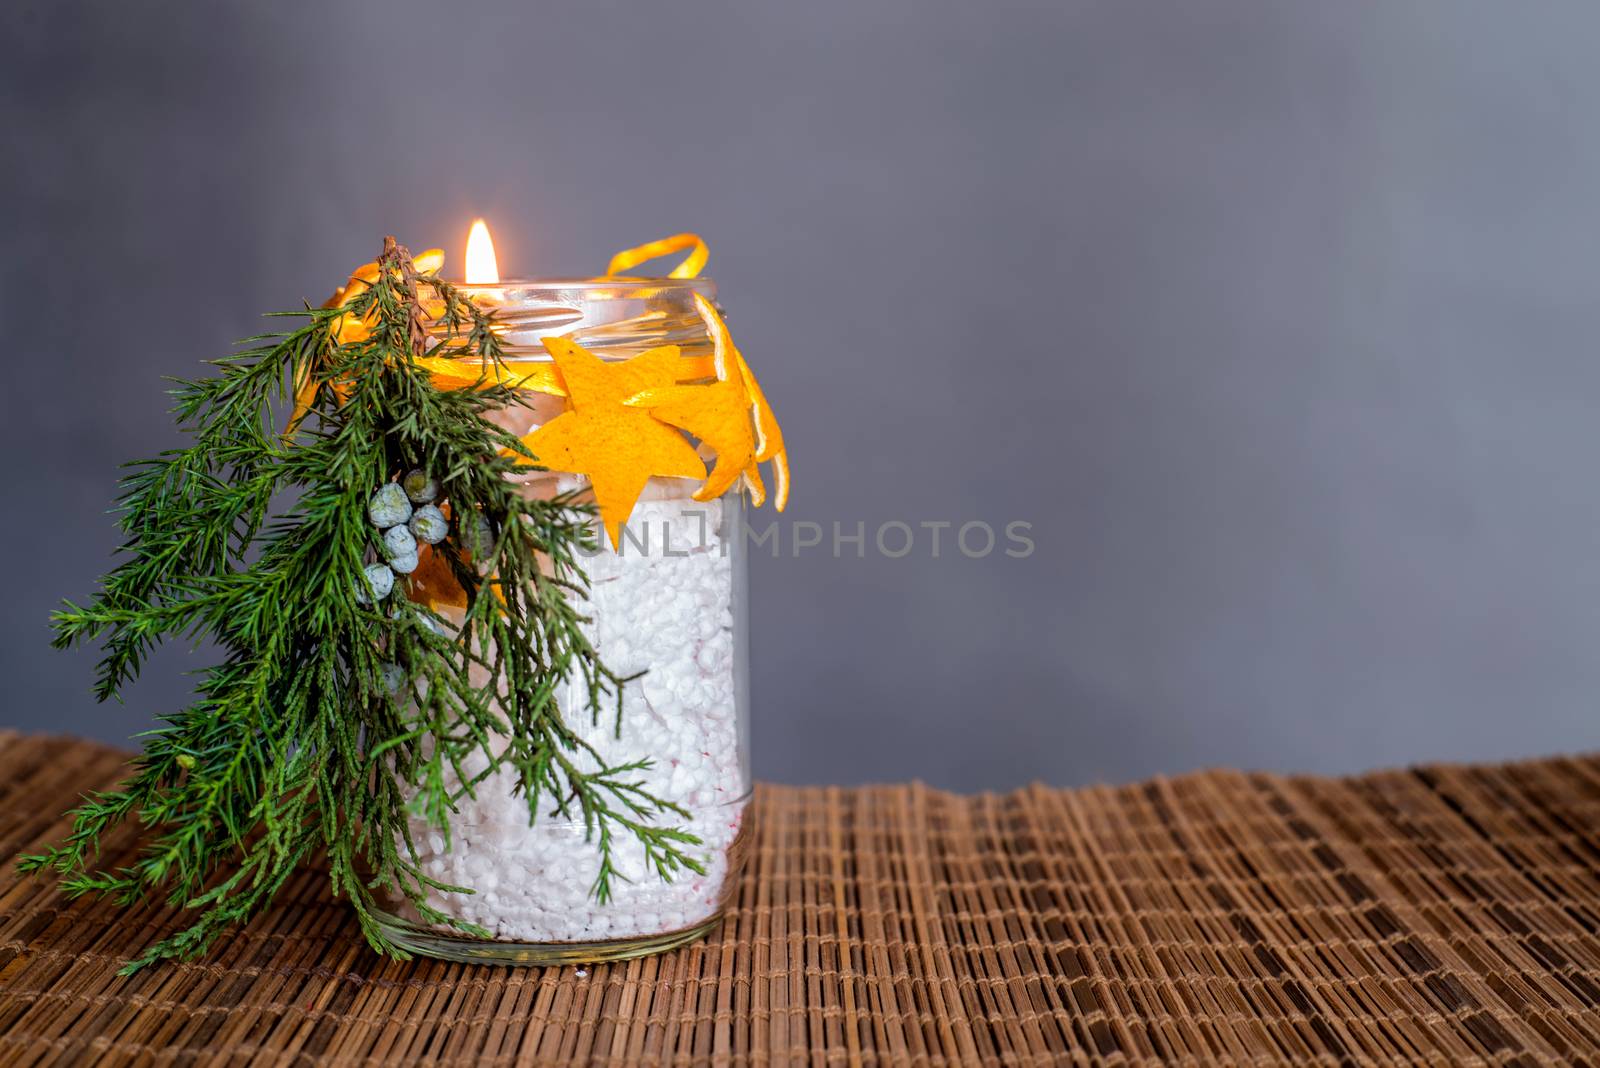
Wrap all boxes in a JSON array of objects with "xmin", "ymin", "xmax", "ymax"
[{"xmin": 4, "ymin": 734, "xmax": 1600, "ymax": 1066}]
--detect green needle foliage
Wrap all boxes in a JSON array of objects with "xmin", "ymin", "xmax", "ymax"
[{"xmin": 19, "ymin": 238, "xmax": 703, "ymax": 972}]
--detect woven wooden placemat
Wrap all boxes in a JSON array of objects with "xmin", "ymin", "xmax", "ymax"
[{"xmin": 3, "ymin": 732, "xmax": 1600, "ymax": 1066}]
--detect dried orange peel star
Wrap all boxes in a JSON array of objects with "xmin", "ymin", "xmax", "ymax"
[
  {"xmin": 625, "ymin": 291, "xmax": 790, "ymax": 510},
  {"xmin": 513, "ymin": 338, "xmax": 706, "ymax": 548},
  {"xmin": 629, "ymin": 375, "xmax": 762, "ymax": 504}
]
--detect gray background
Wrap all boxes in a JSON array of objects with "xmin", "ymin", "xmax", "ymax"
[{"xmin": 5, "ymin": 1, "xmax": 1600, "ymax": 790}]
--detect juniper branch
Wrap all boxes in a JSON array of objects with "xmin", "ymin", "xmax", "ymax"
[{"xmin": 21, "ymin": 238, "xmax": 701, "ymax": 972}]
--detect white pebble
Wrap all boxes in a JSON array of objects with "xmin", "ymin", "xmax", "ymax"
[{"xmin": 394, "ymin": 492, "xmax": 746, "ymax": 943}]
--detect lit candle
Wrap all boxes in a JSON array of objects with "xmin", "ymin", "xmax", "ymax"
[
  {"xmin": 460, "ymin": 219, "xmax": 562, "ymax": 443},
  {"xmin": 464, "ymin": 218, "xmax": 499, "ymax": 284}
]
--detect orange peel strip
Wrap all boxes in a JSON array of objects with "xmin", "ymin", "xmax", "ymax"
[
  {"xmin": 414, "ymin": 353, "xmax": 717, "ymax": 397},
  {"xmin": 605, "ymin": 234, "xmax": 708, "ymax": 280}
]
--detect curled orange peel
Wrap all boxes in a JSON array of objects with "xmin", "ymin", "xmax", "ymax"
[{"xmin": 605, "ymin": 234, "xmax": 708, "ymax": 280}]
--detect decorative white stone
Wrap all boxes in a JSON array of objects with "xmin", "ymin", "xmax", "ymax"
[{"xmin": 397, "ymin": 492, "xmax": 745, "ymax": 943}]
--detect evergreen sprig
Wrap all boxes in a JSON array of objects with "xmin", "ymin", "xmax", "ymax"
[{"xmin": 19, "ymin": 238, "xmax": 703, "ymax": 972}]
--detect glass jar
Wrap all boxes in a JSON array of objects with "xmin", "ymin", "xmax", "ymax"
[{"xmin": 372, "ymin": 277, "xmax": 753, "ymax": 964}]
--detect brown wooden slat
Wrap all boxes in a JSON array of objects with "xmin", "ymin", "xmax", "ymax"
[{"xmin": 3, "ymin": 731, "xmax": 1600, "ymax": 1066}]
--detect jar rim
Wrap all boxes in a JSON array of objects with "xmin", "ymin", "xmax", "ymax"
[
  {"xmin": 431, "ymin": 276, "xmax": 720, "ymax": 361},
  {"xmin": 452, "ymin": 276, "xmax": 717, "ymax": 295}
]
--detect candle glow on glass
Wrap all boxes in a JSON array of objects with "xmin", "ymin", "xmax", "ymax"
[{"xmin": 465, "ymin": 218, "xmax": 500, "ymax": 284}]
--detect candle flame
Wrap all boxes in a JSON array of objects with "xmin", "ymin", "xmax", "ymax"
[{"xmin": 465, "ymin": 219, "xmax": 500, "ymax": 284}]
